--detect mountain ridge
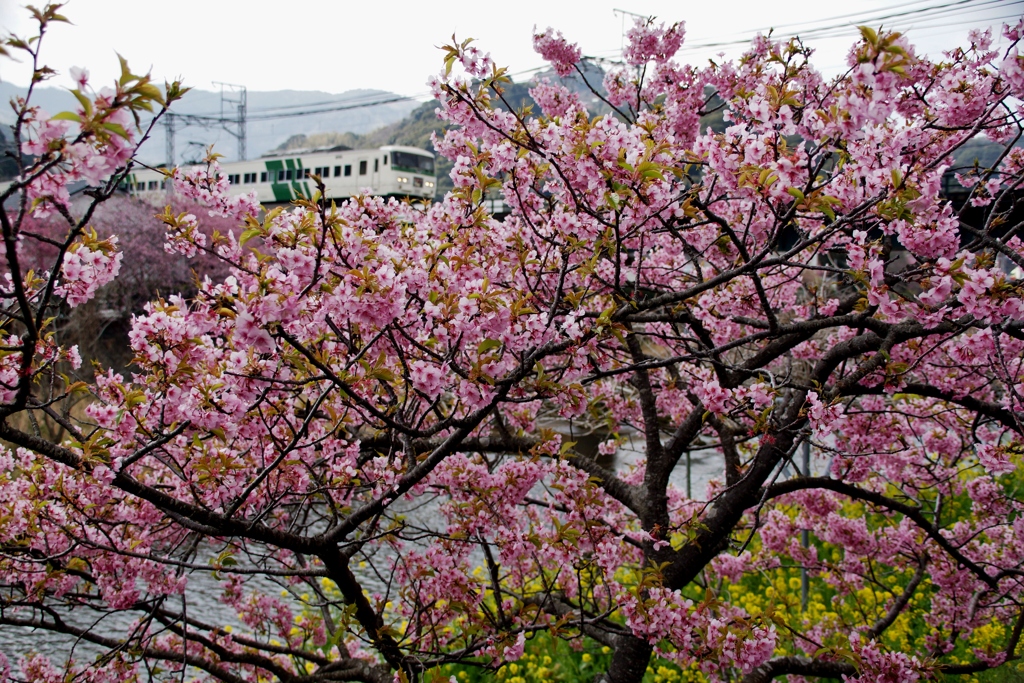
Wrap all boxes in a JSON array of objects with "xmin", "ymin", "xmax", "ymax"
[{"xmin": 0, "ymin": 82, "xmax": 421, "ymax": 165}]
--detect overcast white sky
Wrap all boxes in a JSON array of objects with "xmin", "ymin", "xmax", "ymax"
[{"xmin": 0, "ymin": 0, "xmax": 1020, "ymax": 101}]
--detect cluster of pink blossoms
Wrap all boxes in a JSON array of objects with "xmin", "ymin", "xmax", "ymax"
[
  {"xmin": 17, "ymin": 71, "xmax": 138, "ymax": 218},
  {"xmin": 172, "ymin": 161, "xmax": 260, "ymax": 221},
  {"xmin": 55, "ymin": 239, "xmax": 123, "ymax": 307}
]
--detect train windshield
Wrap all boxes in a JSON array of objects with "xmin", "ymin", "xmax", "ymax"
[{"xmin": 390, "ymin": 151, "xmax": 435, "ymax": 175}]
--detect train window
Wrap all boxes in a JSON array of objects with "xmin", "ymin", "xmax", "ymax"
[
  {"xmin": 344, "ymin": 165, "xmax": 352, "ymax": 177},
  {"xmin": 334, "ymin": 165, "xmax": 341, "ymax": 177},
  {"xmin": 261, "ymin": 172, "xmax": 268, "ymax": 183},
  {"xmin": 359, "ymin": 160, "xmax": 367, "ymax": 175},
  {"xmin": 384, "ymin": 154, "xmax": 388, "ymax": 164},
  {"xmin": 160, "ymin": 180, "xmax": 166, "ymax": 189},
  {"xmin": 148, "ymin": 181, "xmax": 158, "ymax": 190},
  {"xmin": 374, "ymin": 159, "xmax": 379, "ymax": 173},
  {"xmin": 304, "ymin": 169, "xmax": 311, "ymax": 178},
  {"xmin": 390, "ymin": 151, "xmax": 435, "ymax": 175}
]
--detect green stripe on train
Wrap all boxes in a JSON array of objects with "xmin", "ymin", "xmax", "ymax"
[{"xmin": 265, "ymin": 160, "xmax": 291, "ymax": 202}]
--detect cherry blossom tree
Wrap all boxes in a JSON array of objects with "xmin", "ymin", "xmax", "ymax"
[{"xmin": 3, "ymin": 5, "xmax": 1024, "ymax": 683}]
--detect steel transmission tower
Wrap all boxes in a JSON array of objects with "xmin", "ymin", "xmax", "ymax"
[{"xmin": 214, "ymin": 82, "xmax": 248, "ymax": 161}]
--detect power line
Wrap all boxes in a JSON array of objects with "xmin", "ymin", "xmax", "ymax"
[
  {"xmin": 147, "ymin": 0, "xmax": 1019, "ymax": 163},
  {"xmin": 675, "ymin": 0, "xmax": 1020, "ymax": 52},
  {"xmin": 247, "ymin": 91, "xmax": 425, "ymax": 114},
  {"xmin": 698, "ymin": 0, "xmax": 998, "ymax": 43},
  {"xmin": 246, "ymin": 95, "xmax": 421, "ymax": 121},
  {"xmin": 145, "ymin": 93, "xmax": 426, "ymax": 132},
  {"xmin": 577, "ymin": 0, "xmax": 1017, "ymax": 60}
]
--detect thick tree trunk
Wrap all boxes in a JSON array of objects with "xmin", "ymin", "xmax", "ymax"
[{"xmin": 601, "ymin": 634, "xmax": 653, "ymax": 683}]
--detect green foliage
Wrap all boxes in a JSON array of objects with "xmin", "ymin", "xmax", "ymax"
[{"xmin": 432, "ymin": 632, "xmax": 702, "ymax": 683}]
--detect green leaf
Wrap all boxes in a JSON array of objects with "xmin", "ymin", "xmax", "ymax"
[
  {"xmin": 50, "ymin": 111, "xmax": 81, "ymax": 122},
  {"xmin": 787, "ymin": 187, "xmax": 805, "ymax": 201},
  {"xmin": 239, "ymin": 228, "xmax": 262, "ymax": 246},
  {"xmin": 370, "ymin": 367, "xmax": 396, "ymax": 382},
  {"xmin": 858, "ymin": 25, "xmax": 879, "ymax": 46},
  {"xmin": 70, "ymin": 89, "xmax": 92, "ymax": 117},
  {"xmin": 117, "ymin": 53, "xmax": 134, "ymax": 86},
  {"xmin": 477, "ymin": 338, "xmax": 503, "ymax": 355},
  {"xmin": 102, "ymin": 122, "xmax": 130, "ymax": 139},
  {"xmin": 136, "ymin": 82, "xmax": 165, "ymax": 105}
]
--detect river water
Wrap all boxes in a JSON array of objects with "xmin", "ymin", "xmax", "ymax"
[{"xmin": 1, "ymin": 435, "xmax": 785, "ymax": 667}]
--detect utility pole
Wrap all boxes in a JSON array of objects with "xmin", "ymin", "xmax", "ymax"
[
  {"xmin": 164, "ymin": 112, "xmax": 175, "ymax": 198},
  {"xmin": 214, "ymin": 82, "xmax": 247, "ymax": 161},
  {"xmin": 613, "ymin": 8, "xmax": 646, "ymax": 51},
  {"xmin": 165, "ymin": 112, "xmax": 175, "ymax": 167}
]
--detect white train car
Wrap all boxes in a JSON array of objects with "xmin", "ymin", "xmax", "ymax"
[{"xmin": 122, "ymin": 144, "xmax": 437, "ymax": 205}]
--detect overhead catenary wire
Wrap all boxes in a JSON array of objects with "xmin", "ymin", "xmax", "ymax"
[
  {"xmin": 185, "ymin": 0, "xmax": 1020, "ymax": 120},
  {"xmin": 682, "ymin": 1, "xmax": 1021, "ymax": 54},
  {"xmin": 581, "ymin": 0, "xmax": 1019, "ymax": 59},
  {"xmin": 144, "ymin": 0, "xmax": 1019, "ymax": 157},
  {"xmin": 688, "ymin": 0, "xmax": 1009, "ymax": 46}
]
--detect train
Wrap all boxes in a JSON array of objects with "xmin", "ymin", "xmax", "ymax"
[{"xmin": 120, "ymin": 144, "xmax": 437, "ymax": 205}]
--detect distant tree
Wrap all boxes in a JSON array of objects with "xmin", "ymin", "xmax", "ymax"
[
  {"xmin": 18, "ymin": 195, "xmax": 234, "ymax": 371},
  {"xmin": 5, "ymin": 7, "xmax": 1024, "ymax": 683},
  {"xmin": 0, "ymin": 128, "xmax": 19, "ymax": 181}
]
